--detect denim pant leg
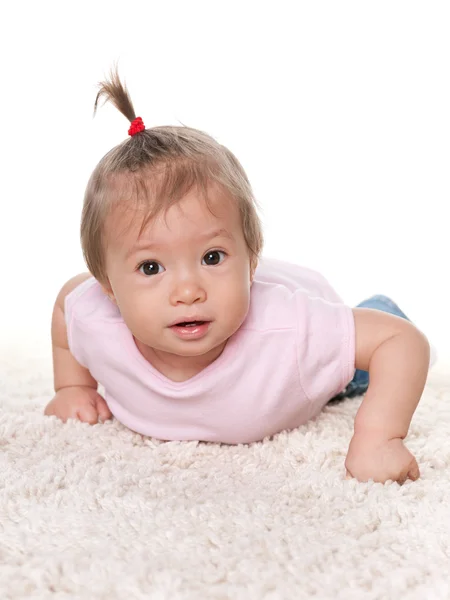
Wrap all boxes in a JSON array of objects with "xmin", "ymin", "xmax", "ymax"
[{"xmin": 328, "ymin": 295, "xmax": 410, "ymax": 403}]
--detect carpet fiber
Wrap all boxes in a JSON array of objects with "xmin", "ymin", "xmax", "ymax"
[{"xmin": 1, "ymin": 342, "xmax": 450, "ymax": 599}]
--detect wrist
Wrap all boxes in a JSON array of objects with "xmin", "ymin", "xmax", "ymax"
[
  {"xmin": 55, "ymin": 384, "xmax": 97, "ymax": 393},
  {"xmin": 351, "ymin": 428, "xmax": 402, "ymax": 443}
]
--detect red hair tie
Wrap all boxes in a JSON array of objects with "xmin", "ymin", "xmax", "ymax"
[{"xmin": 128, "ymin": 116, "xmax": 145, "ymax": 136}]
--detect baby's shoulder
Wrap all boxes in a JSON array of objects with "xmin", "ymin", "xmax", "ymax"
[
  {"xmin": 245, "ymin": 257, "xmax": 344, "ymax": 332},
  {"xmin": 244, "ymin": 280, "xmax": 298, "ymax": 332},
  {"xmin": 55, "ymin": 273, "xmax": 93, "ymax": 311},
  {"xmin": 254, "ymin": 257, "xmax": 343, "ymax": 303},
  {"xmin": 64, "ymin": 276, "xmax": 120, "ymax": 324}
]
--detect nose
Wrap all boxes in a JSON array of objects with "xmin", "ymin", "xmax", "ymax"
[{"xmin": 169, "ymin": 275, "xmax": 207, "ymax": 306}]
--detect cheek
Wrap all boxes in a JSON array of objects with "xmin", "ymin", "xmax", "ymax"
[
  {"xmin": 112, "ymin": 286, "xmax": 152, "ymax": 324},
  {"xmin": 215, "ymin": 272, "xmax": 251, "ymax": 317},
  {"xmin": 115, "ymin": 295, "xmax": 162, "ymax": 341}
]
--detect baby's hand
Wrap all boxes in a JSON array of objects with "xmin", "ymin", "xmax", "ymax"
[
  {"xmin": 345, "ymin": 432, "xmax": 420, "ymax": 484},
  {"xmin": 44, "ymin": 386, "xmax": 112, "ymax": 424}
]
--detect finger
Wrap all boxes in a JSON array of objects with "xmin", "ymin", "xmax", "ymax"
[
  {"xmin": 407, "ymin": 459, "xmax": 421, "ymax": 482},
  {"xmin": 345, "ymin": 469, "xmax": 353, "ymax": 480},
  {"xmin": 76, "ymin": 404, "xmax": 99, "ymax": 425},
  {"xmin": 95, "ymin": 395, "xmax": 113, "ymax": 422},
  {"xmin": 44, "ymin": 405, "xmax": 67, "ymax": 422},
  {"xmin": 44, "ymin": 404, "xmax": 55, "ymax": 417},
  {"xmin": 397, "ymin": 460, "xmax": 420, "ymax": 485}
]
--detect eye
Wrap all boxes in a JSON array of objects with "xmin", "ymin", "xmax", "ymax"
[
  {"xmin": 202, "ymin": 250, "xmax": 226, "ymax": 266},
  {"xmin": 138, "ymin": 261, "xmax": 165, "ymax": 276}
]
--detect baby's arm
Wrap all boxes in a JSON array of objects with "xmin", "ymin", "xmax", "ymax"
[
  {"xmin": 44, "ymin": 274, "xmax": 112, "ymax": 424},
  {"xmin": 345, "ymin": 308, "xmax": 430, "ymax": 483}
]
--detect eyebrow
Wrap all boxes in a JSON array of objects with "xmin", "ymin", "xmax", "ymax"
[{"xmin": 126, "ymin": 228, "xmax": 235, "ymax": 258}]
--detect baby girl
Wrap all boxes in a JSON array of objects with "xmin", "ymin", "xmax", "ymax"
[{"xmin": 45, "ymin": 68, "xmax": 432, "ymax": 484}]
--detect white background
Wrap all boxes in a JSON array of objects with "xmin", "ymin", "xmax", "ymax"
[{"xmin": 0, "ymin": 1, "xmax": 449, "ymax": 359}]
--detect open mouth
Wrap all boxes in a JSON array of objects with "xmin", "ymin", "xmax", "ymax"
[
  {"xmin": 170, "ymin": 320, "xmax": 211, "ymax": 339},
  {"xmin": 175, "ymin": 321, "xmax": 207, "ymax": 327}
]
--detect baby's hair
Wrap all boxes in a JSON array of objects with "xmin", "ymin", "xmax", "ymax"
[{"xmin": 81, "ymin": 66, "xmax": 264, "ymax": 283}]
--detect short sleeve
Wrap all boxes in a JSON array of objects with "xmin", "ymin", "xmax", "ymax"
[{"xmin": 295, "ymin": 292, "xmax": 355, "ymax": 404}]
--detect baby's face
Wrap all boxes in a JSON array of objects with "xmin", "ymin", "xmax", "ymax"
[{"xmin": 103, "ymin": 184, "xmax": 254, "ymax": 365}]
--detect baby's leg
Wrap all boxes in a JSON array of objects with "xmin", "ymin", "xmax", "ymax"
[{"xmin": 329, "ymin": 295, "xmax": 416, "ymax": 403}]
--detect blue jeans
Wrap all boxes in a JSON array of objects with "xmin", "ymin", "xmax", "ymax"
[{"xmin": 328, "ymin": 294, "xmax": 410, "ymax": 403}]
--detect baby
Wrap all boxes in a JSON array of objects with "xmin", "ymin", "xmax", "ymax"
[{"xmin": 45, "ymin": 68, "xmax": 432, "ymax": 484}]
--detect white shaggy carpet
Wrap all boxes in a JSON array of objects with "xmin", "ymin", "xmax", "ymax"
[{"xmin": 1, "ymin": 340, "xmax": 450, "ymax": 600}]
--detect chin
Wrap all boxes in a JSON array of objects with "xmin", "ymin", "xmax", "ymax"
[
  {"xmin": 171, "ymin": 343, "xmax": 220, "ymax": 357},
  {"xmin": 170, "ymin": 337, "xmax": 227, "ymax": 357}
]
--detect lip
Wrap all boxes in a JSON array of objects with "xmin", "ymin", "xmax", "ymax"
[
  {"xmin": 169, "ymin": 320, "xmax": 211, "ymax": 341},
  {"xmin": 168, "ymin": 317, "xmax": 212, "ymax": 327}
]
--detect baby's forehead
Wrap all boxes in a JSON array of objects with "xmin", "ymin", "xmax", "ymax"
[{"xmin": 105, "ymin": 185, "xmax": 242, "ymax": 250}]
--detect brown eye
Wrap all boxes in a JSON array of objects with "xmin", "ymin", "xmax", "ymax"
[
  {"xmin": 139, "ymin": 261, "xmax": 164, "ymax": 276},
  {"xmin": 202, "ymin": 251, "xmax": 225, "ymax": 266}
]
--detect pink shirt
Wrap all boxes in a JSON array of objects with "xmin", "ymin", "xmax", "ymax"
[{"xmin": 65, "ymin": 258, "xmax": 355, "ymax": 444}]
